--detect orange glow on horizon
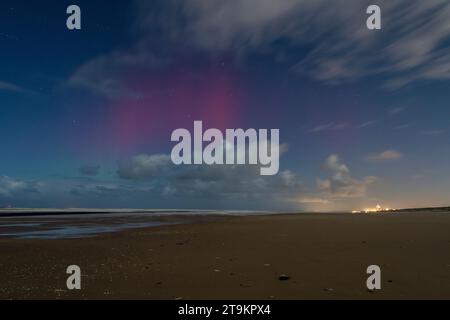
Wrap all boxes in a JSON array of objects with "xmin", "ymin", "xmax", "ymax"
[{"xmin": 352, "ymin": 204, "xmax": 396, "ymax": 214}]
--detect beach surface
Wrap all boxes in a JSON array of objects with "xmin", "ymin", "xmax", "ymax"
[{"xmin": 0, "ymin": 212, "xmax": 449, "ymax": 299}]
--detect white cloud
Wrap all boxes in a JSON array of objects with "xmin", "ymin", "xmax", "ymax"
[
  {"xmin": 70, "ymin": 181, "xmax": 153, "ymax": 199},
  {"xmin": 388, "ymin": 106, "xmax": 407, "ymax": 116},
  {"xmin": 293, "ymin": 197, "xmax": 330, "ymax": 204},
  {"xmin": 366, "ymin": 150, "xmax": 403, "ymax": 162},
  {"xmin": 356, "ymin": 121, "xmax": 377, "ymax": 129},
  {"xmin": 394, "ymin": 123, "xmax": 412, "ymax": 130},
  {"xmin": 116, "ymin": 150, "xmax": 302, "ymax": 207},
  {"xmin": 0, "ymin": 176, "xmax": 41, "ymax": 198},
  {"xmin": 143, "ymin": 0, "xmax": 450, "ymax": 88},
  {"xmin": 311, "ymin": 121, "xmax": 376, "ymax": 133},
  {"xmin": 0, "ymin": 81, "xmax": 33, "ymax": 94},
  {"xmin": 79, "ymin": 165, "xmax": 101, "ymax": 176},
  {"xmin": 310, "ymin": 122, "xmax": 348, "ymax": 133},
  {"xmin": 118, "ymin": 154, "xmax": 173, "ymax": 180},
  {"xmin": 318, "ymin": 155, "xmax": 376, "ymax": 198},
  {"xmin": 69, "ymin": 0, "xmax": 450, "ymax": 96},
  {"xmin": 421, "ymin": 129, "xmax": 446, "ymax": 136},
  {"xmin": 67, "ymin": 40, "xmax": 167, "ymax": 98}
]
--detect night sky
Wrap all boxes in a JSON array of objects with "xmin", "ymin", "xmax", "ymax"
[{"xmin": 1, "ymin": 0, "xmax": 450, "ymax": 211}]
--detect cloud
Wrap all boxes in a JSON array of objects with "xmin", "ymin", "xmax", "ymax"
[
  {"xmin": 70, "ymin": 181, "xmax": 152, "ymax": 199},
  {"xmin": 171, "ymin": 165, "xmax": 301, "ymax": 200},
  {"xmin": 388, "ymin": 106, "xmax": 407, "ymax": 116},
  {"xmin": 310, "ymin": 122, "xmax": 348, "ymax": 133},
  {"xmin": 421, "ymin": 129, "xmax": 446, "ymax": 135},
  {"xmin": 366, "ymin": 150, "xmax": 403, "ymax": 162},
  {"xmin": 0, "ymin": 80, "xmax": 33, "ymax": 94},
  {"xmin": 143, "ymin": 0, "xmax": 450, "ymax": 88},
  {"xmin": 356, "ymin": 121, "xmax": 377, "ymax": 129},
  {"xmin": 0, "ymin": 153, "xmax": 379, "ymax": 211},
  {"xmin": 67, "ymin": 40, "xmax": 167, "ymax": 98},
  {"xmin": 292, "ymin": 1, "xmax": 450, "ymax": 88},
  {"xmin": 412, "ymin": 173, "xmax": 425, "ymax": 180},
  {"xmin": 115, "ymin": 151, "xmax": 302, "ymax": 209},
  {"xmin": 118, "ymin": 154, "xmax": 173, "ymax": 180},
  {"xmin": 0, "ymin": 167, "xmax": 301, "ymax": 210},
  {"xmin": 394, "ymin": 123, "xmax": 412, "ymax": 130},
  {"xmin": 318, "ymin": 155, "xmax": 376, "ymax": 198},
  {"xmin": 293, "ymin": 197, "xmax": 330, "ymax": 204},
  {"xmin": 0, "ymin": 176, "xmax": 41, "ymax": 198},
  {"xmin": 79, "ymin": 165, "xmax": 101, "ymax": 176},
  {"xmin": 311, "ymin": 121, "xmax": 376, "ymax": 132},
  {"xmin": 69, "ymin": 0, "xmax": 450, "ymax": 97}
]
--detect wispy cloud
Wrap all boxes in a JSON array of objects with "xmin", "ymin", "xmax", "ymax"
[
  {"xmin": 311, "ymin": 121, "xmax": 376, "ymax": 133},
  {"xmin": 388, "ymin": 106, "xmax": 407, "ymax": 116},
  {"xmin": 356, "ymin": 121, "xmax": 377, "ymax": 129},
  {"xmin": 293, "ymin": 197, "xmax": 330, "ymax": 204},
  {"xmin": 310, "ymin": 122, "xmax": 348, "ymax": 133},
  {"xmin": 394, "ymin": 123, "xmax": 412, "ymax": 130},
  {"xmin": 71, "ymin": 0, "xmax": 450, "ymax": 97},
  {"xmin": 366, "ymin": 150, "xmax": 403, "ymax": 162},
  {"xmin": 67, "ymin": 41, "xmax": 167, "ymax": 98},
  {"xmin": 421, "ymin": 129, "xmax": 446, "ymax": 135},
  {"xmin": 0, "ymin": 80, "xmax": 34, "ymax": 94},
  {"xmin": 412, "ymin": 173, "xmax": 426, "ymax": 180}
]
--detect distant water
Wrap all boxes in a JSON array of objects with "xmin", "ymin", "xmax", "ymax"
[
  {"xmin": 0, "ymin": 221, "xmax": 177, "ymax": 240},
  {"xmin": 0, "ymin": 209, "xmax": 271, "ymax": 218},
  {"xmin": 0, "ymin": 210, "xmax": 271, "ymax": 240}
]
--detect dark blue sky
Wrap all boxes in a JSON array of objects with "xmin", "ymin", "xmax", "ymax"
[{"xmin": 1, "ymin": 0, "xmax": 450, "ymax": 211}]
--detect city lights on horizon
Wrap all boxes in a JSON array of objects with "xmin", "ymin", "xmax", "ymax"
[{"xmin": 352, "ymin": 204, "xmax": 396, "ymax": 214}]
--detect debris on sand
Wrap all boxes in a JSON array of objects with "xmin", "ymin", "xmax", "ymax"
[{"xmin": 278, "ymin": 275, "xmax": 291, "ymax": 281}]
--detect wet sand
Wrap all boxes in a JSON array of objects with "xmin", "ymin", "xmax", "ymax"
[{"xmin": 0, "ymin": 212, "xmax": 450, "ymax": 299}]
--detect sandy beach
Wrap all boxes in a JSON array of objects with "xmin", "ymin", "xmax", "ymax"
[{"xmin": 0, "ymin": 212, "xmax": 449, "ymax": 300}]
